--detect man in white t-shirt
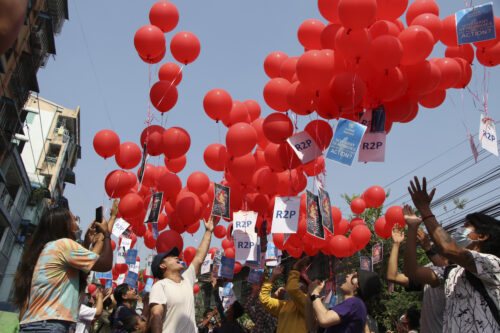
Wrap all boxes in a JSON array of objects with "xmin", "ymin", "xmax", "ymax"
[
  {"xmin": 148, "ymin": 217, "xmax": 214, "ymax": 333},
  {"xmin": 75, "ymin": 289, "xmax": 109, "ymax": 333}
]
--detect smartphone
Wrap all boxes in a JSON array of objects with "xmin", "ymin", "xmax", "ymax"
[{"xmin": 95, "ymin": 206, "xmax": 103, "ymax": 222}]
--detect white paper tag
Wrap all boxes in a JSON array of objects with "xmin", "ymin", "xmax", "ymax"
[
  {"xmin": 233, "ymin": 211, "xmax": 258, "ymax": 234},
  {"xmin": 116, "ymin": 247, "xmax": 126, "ymax": 264},
  {"xmin": 358, "ymin": 132, "xmax": 386, "ymax": 162},
  {"xmin": 112, "ymin": 218, "xmax": 130, "ymax": 238},
  {"xmin": 146, "ymin": 254, "xmax": 153, "ymax": 277},
  {"xmin": 120, "ymin": 237, "xmax": 132, "ymax": 251},
  {"xmin": 479, "ymin": 114, "xmax": 498, "ymax": 156},
  {"xmin": 201, "ymin": 254, "xmax": 212, "ymax": 275},
  {"xmin": 271, "ymin": 196, "xmax": 300, "ymax": 234},
  {"xmin": 130, "ymin": 261, "xmax": 140, "ymax": 274},
  {"xmin": 287, "ymin": 131, "xmax": 323, "ymax": 164},
  {"xmin": 235, "ymin": 232, "xmax": 258, "ymax": 261},
  {"xmin": 115, "ymin": 273, "xmax": 126, "ymax": 285}
]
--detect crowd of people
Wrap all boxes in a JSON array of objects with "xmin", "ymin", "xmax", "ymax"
[{"xmin": 11, "ymin": 177, "xmax": 500, "ymax": 333}]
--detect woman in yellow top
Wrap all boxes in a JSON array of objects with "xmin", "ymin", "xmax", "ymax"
[{"xmin": 259, "ymin": 257, "xmax": 310, "ymax": 333}]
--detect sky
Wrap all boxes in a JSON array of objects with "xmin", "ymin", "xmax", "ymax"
[{"xmin": 34, "ymin": 0, "xmax": 500, "ymax": 265}]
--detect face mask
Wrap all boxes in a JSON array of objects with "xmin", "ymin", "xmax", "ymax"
[{"xmin": 452, "ymin": 227, "xmax": 473, "ymax": 248}]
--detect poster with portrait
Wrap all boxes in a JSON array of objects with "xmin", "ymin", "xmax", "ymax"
[
  {"xmin": 360, "ymin": 256, "xmax": 372, "ymax": 271},
  {"xmin": 371, "ymin": 242, "xmax": 383, "ymax": 265},
  {"xmin": 318, "ymin": 188, "xmax": 334, "ymax": 234},
  {"xmin": 306, "ymin": 190, "xmax": 324, "ymax": 239},
  {"xmin": 211, "ymin": 183, "xmax": 230, "ymax": 219}
]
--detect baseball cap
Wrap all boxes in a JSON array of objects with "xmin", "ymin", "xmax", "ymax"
[{"xmin": 151, "ymin": 247, "xmax": 180, "ymax": 279}]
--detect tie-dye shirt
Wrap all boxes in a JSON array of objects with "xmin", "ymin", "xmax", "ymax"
[{"xmin": 20, "ymin": 238, "xmax": 99, "ymax": 324}]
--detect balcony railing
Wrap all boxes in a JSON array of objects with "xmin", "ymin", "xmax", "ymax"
[
  {"xmin": 8, "ymin": 53, "xmax": 40, "ymax": 110},
  {"xmin": 46, "ymin": 0, "xmax": 68, "ymax": 34},
  {"xmin": 45, "ymin": 156, "xmax": 58, "ymax": 164},
  {"xmin": 29, "ymin": 12, "xmax": 56, "ymax": 68}
]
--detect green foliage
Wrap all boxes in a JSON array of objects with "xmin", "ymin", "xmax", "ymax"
[{"xmin": 340, "ymin": 192, "xmax": 427, "ymax": 332}]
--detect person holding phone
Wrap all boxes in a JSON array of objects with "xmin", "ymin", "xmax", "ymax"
[
  {"xmin": 259, "ymin": 256, "xmax": 310, "ymax": 333},
  {"xmin": 91, "ymin": 200, "xmax": 119, "ymax": 255},
  {"xmin": 14, "ymin": 205, "xmax": 113, "ymax": 332}
]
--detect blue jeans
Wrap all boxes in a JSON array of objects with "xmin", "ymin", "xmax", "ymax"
[{"xmin": 19, "ymin": 320, "xmax": 75, "ymax": 332}]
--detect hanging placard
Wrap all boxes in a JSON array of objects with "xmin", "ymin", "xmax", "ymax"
[
  {"xmin": 233, "ymin": 210, "xmax": 258, "ymax": 234},
  {"xmin": 326, "ymin": 118, "xmax": 367, "ymax": 166},
  {"xmin": 220, "ymin": 256, "xmax": 235, "ymax": 279},
  {"xmin": 112, "ymin": 218, "xmax": 130, "ymax": 238},
  {"xmin": 318, "ymin": 188, "xmax": 334, "ymax": 234},
  {"xmin": 235, "ymin": 232, "xmax": 258, "ymax": 261},
  {"xmin": 211, "ymin": 183, "xmax": 230, "ymax": 219},
  {"xmin": 287, "ymin": 131, "xmax": 323, "ymax": 164},
  {"xmin": 306, "ymin": 190, "xmax": 324, "ymax": 240},
  {"xmin": 146, "ymin": 192, "xmax": 163, "ymax": 223},
  {"xmin": 271, "ymin": 196, "xmax": 300, "ymax": 234},
  {"xmin": 456, "ymin": 2, "xmax": 496, "ymax": 45},
  {"xmin": 358, "ymin": 132, "xmax": 387, "ymax": 162},
  {"xmin": 479, "ymin": 114, "xmax": 498, "ymax": 156}
]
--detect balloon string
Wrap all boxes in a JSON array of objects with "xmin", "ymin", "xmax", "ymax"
[
  {"xmin": 103, "ymin": 157, "xmax": 108, "ymax": 214},
  {"xmin": 146, "ymin": 62, "xmax": 152, "ymax": 126},
  {"xmin": 154, "ymin": 65, "xmax": 185, "ymax": 121}
]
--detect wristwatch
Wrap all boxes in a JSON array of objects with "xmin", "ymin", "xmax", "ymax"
[{"xmin": 310, "ymin": 294, "xmax": 321, "ymax": 302}]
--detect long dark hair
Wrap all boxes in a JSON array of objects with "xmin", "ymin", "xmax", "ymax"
[
  {"xmin": 14, "ymin": 206, "xmax": 86, "ymax": 310},
  {"xmin": 467, "ymin": 213, "xmax": 500, "ymax": 257}
]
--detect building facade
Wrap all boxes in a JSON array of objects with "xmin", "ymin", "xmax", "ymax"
[{"xmin": 0, "ymin": 0, "xmax": 69, "ymax": 306}]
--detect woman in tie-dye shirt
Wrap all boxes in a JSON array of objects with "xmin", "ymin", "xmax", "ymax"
[{"xmin": 14, "ymin": 206, "xmax": 114, "ymax": 333}]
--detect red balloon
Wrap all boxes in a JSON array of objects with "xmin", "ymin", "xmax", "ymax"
[
  {"xmin": 159, "ymin": 62, "xmax": 182, "ymax": 85},
  {"xmin": 193, "ymin": 284, "xmax": 200, "ymax": 294},
  {"xmin": 222, "ymin": 238, "xmax": 234, "ymax": 249},
  {"xmin": 156, "ymin": 171, "xmax": 181, "ymax": 200},
  {"xmin": 329, "ymin": 72, "xmax": 365, "ymax": 107},
  {"xmin": 403, "ymin": 60, "xmax": 441, "ymax": 97},
  {"xmin": 385, "ymin": 95, "xmax": 418, "ymax": 123},
  {"xmin": 187, "ymin": 171, "xmax": 210, "ymax": 195},
  {"xmin": 168, "ymin": 212, "xmax": 185, "ymax": 234},
  {"xmin": 297, "ymin": 19, "xmax": 325, "ymax": 50},
  {"xmin": 445, "ymin": 44, "xmax": 474, "ymax": 64},
  {"xmin": 140, "ymin": 125, "xmax": 164, "ymax": 156},
  {"xmin": 338, "ymin": 0, "xmax": 377, "ymax": 29},
  {"xmin": 302, "ymin": 156, "xmax": 325, "ymax": 177},
  {"xmin": 227, "ymin": 153, "xmax": 256, "ymax": 185},
  {"xmin": 214, "ymin": 224, "xmax": 226, "ymax": 239},
  {"xmin": 350, "ymin": 225, "xmax": 372, "ymax": 249},
  {"xmin": 350, "ymin": 198, "xmax": 366, "ymax": 214},
  {"xmin": 119, "ymin": 193, "xmax": 144, "ymax": 219},
  {"xmin": 224, "ymin": 247, "xmax": 235, "ymax": 258},
  {"xmin": 368, "ymin": 35, "xmax": 403, "ymax": 70},
  {"xmin": 419, "ymin": 89, "xmax": 446, "ymax": 109},
  {"xmin": 318, "ymin": 0, "xmax": 340, "ymax": 23},
  {"xmin": 411, "ymin": 13, "xmax": 442, "ymax": 43},
  {"xmin": 93, "ymin": 129, "xmax": 120, "ymax": 159},
  {"xmin": 137, "ymin": 164, "xmax": 156, "ymax": 188},
  {"xmin": 208, "ymin": 247, "xmax": 218, "ymax": 259},
  {"xmin": 369, "ymin": 20, "xmax": 401, "ymax": 38},
  {"xmin": 176, "ymin": 192, "xmax": 202, "ymax": 226},
  {"xmin": 278, "ymin": 143, "xmax": 302, "ymax": 170},
  {"xmin": 328, "ymin": 235, "xmax": 351, "ymax": 257},
  {"xmin": 158, "ymin": 213, "xmax": 168, "ymax": 231},
  {"xmin": 273, "ymin": 233, "xmax": 285, "ymax": 250},
  {"xmin": 296, "ymin": 50, "xmax": 334, "ymax": 89},
  {"xmin": 376, "ymin": 0, "xmax": 408, "ymax": 21},
  {"xmin": 370, "ymin": 67, "xmax": 408, "ymax": 103},
  {"xmin": 165, "ymin": 155, "xmax": 186, "ymax": 173},
  {"xmin": 244, "ymin": 100, "xmax": 261, "ymax": 122},
  {"xmin": 105, "ymin": 170, "xmax": 134, "ymax": 198},
  {"xmin": 226, "ymin": 123, "xmax": 257, "ymax": 157},
  {"xmin": 280, "ymin": 56, "xmax": 299, "ymax": 82},
  {"xmin": 350, "ymin": 217, "xmax": 366, "ymax": 230},
  {"xmin": 183, "ymin": 246, "xmax": 197, "ymax": 265},
  {"xmin": 170, "ymin": 31, "xmax": 200, "ymax": 65},
  {"xmin": 452, "ymin": 58, "xmax": 472, "ymax": 89},
  {"xmin": 150, "ymin": 81, "xmax": 178, "ymax": 113},
  {"xmin": 374, "ymin": 216, "xmax": 392, "ymax": 239},
  {"xmin": 440, "ymin": 15, "xmax": 458, "ymax": 47},
  {"xmin": 399, "ymin": 25, "xmax": 434, "ymax": 66},
  {"xmin": 264, "ymin": 143, "xmax": 286, "ymax": 172},
  {"xmin": 474, "ymin": 17, "xmax": 500, "ymax": 49},
  {"xmin": 253, "ymin": 167, "xmax": 279, "ymax": 195},
  {"xmin": 149, "ymin": 1, "xmax": 179, "ymax": 33},
  {"xmin": 88, "ymin": 284, "xmax": 97, "ymax": 295},
  {"xmin": 321, "ymin": 24, "xmax": 341, "ymax": 50},
  {"xmin": 335, "ymin": 27, "xmax": 372, "ymax": 61},
  {"xmin": 262, "ymin": 113, "xmax": 293, "ymax": 144},
  {"xmin": 204, "ymin": 143, "xmax": 227, "ymax": 171},
  {"xmin": 222, "ymin": 100, "xmax": 250, "ymax": 127},
  {"xmin": 364, "ymin": 186, "xmax": 386, "ymax": 207},
  {"xmin": 234, "ymin": 261, "xmax": 242, "ymax": 274},
  {"xmin": 110, "ymin": 239, "xmax": 116, "ymax": 251},
  {"xmin": 162, "ymin": 127, "xmax": 191, "ymax": 159},
  {"xmin": 157, "ymin": 229, "xmax": 184, "ymax": 253},
  {"xmin": 405, "ymin": 0, "xmax": 439, "ymax": 26},
  {"xmin": 203, "ymin": 88, "xmax": 232, "ymax": 122},
  {"xmin": 331, "ymin": 206, "xmax": 342, "ymax": 224},
  {"xmin": 139, "ymin": 49, "xmax": 165, "ymax": 64},
  {"xmin": 286, "ymin": 82, "xmax": 316, "ymax": 115},
  {"xmin": 385, "ymin": 206, "xmax": 405, "ymax": 228},
  {"xmin": 317, "ymin": 88, "xmax": 340, "ymax": 119},
  {"xmin": 115, "ymin": 142, "xmax": 141, "ymax": 170},
  {"xmin": 434, "ymin": 57, "xmax": 462, "ymax": 89},
  {"xmin": 134, "ymin": 25, "xmax": 165, "ymax": 59},
  {"xmin": 264, "ymin": 51, "xmax": 288, "ymax": 78},
  {"xmin": 335, "ymin": 218, "xmax": 350, "ymax": 235},
  {"xmin": 263, "ymin": 78, "xmax": 291, "ymax": 112},
  {"xmin": 305, "ymin": 120, "xmax": 333, "ymax": 150},
  {"xmin": 144, "ymin": 231, "xmax": 156, "ymax": 249},
  {"xmin": 251, "ymin": 118, "xmax": 269, "ymax": 149}
]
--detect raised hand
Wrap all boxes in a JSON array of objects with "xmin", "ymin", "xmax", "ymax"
[
  {"xmin": 110, "ymin": 199, "xmax": 119, "ymax": 218},
  {"xmin": 91, "ymin": 218, "xmax": 109, "ymax": 237},
  {"xmin": 391, "ymin": 225, "xmax": 405, "ymax": 244},
  {"xmin": 204, "ymin": 215, "xmax": 215, "ymax": 233},
  {"xmin": 408, "ymin": 176, "xmax": 435, "ymax": 213},
  {"xmin": 308, "ymin": 279, "xmax": 325, "ymax": 295},
  {"xmin": 293, "ymin": 256, "xmax": 310, "ymax": 272},
  {"xmin": 402, "ymin": 205, "xmax": 422, "ymax": 227},
  {"xmin": 416, "ymin": 228, "xmax": 432, "ymax": 251}
]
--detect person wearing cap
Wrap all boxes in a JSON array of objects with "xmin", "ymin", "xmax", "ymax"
[
  {"xmin": 305, "ymin": 270, "xmax": 381, "ymax": 333},
  {"xmin": 148, "ymin": 216, "xmax": 215, "ymax": 333}
]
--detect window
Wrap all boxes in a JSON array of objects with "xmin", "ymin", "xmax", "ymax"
[{"xmin": 26, "ymin": 112, "xmax": 35, "ymax": 125}]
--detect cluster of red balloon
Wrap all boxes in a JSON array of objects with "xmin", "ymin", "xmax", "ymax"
[
  {"xmin": 134, "ymin": 1, "xmax": 200, "ymax": 113},
  {"xmin": 261, "ymin": 0, "xmax": 498, "ymax": 132}
]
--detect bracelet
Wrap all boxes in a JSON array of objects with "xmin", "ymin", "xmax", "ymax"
[
  {"xmin": 103, "ymin": 235, "xmax": 111, "ymax": 240},
  {"xmin": 421, "ymin": 214, "xmax": 435, "ymax": 221}
]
